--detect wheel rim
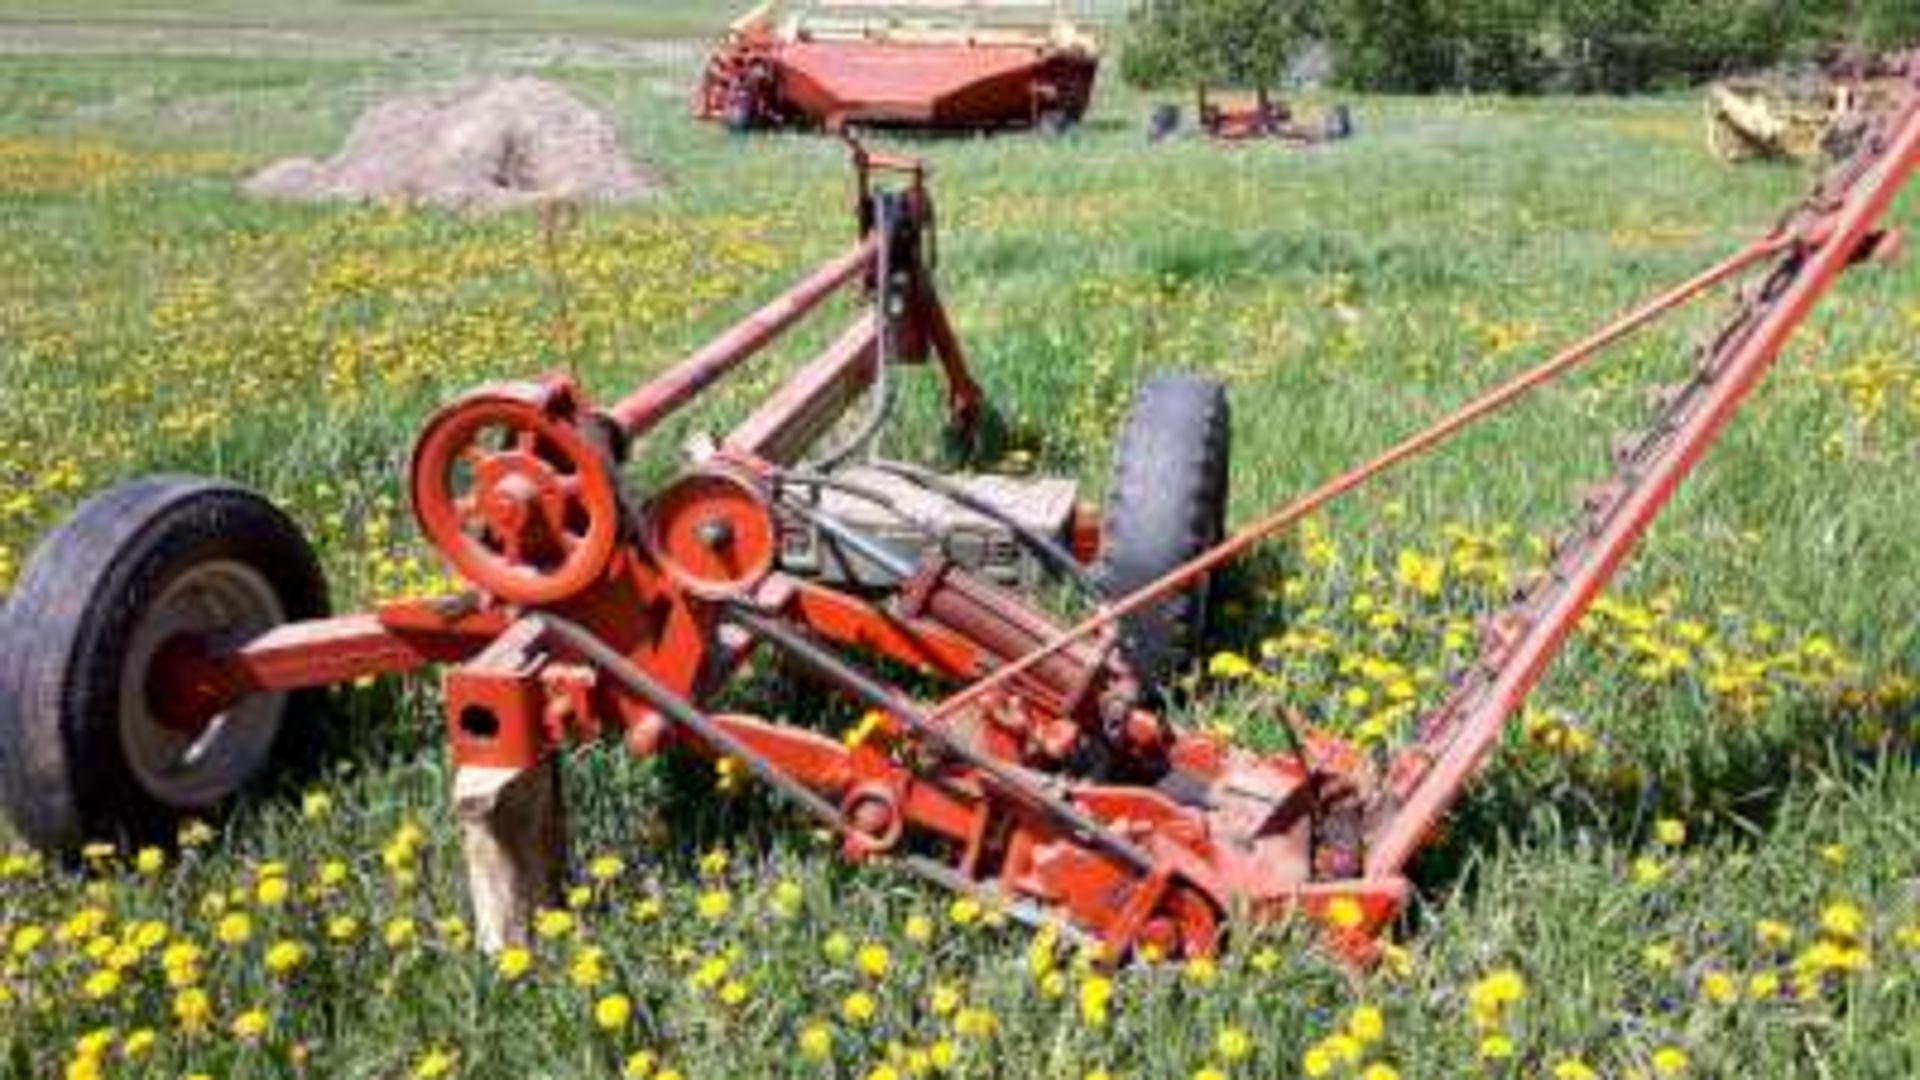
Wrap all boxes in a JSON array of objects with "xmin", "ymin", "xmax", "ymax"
[{"xmin": 119, "ymin": 560, "xmax": 289, "ymax": 808}]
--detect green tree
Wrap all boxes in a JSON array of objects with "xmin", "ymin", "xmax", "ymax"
[
  {"xmin": 1121, "ymin": 0, "xmax": 1319, "ymax": 105},
  {"xmin": 1323, "ymin": 0, "xmax": 1455, "ymax": 92},
  {"xmin": 1554, "ymin": 0, "xmax": 1660, "ymax": 92}
]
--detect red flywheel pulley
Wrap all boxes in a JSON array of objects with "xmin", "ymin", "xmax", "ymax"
[{"xmin": 410, "ymin": 377, "xmax": 623, "ymax": 607}]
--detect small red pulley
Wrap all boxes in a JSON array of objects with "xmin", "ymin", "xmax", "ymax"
[{"xmin": 643, "ymin": 468, "xmax": 778, "ymax": 600}]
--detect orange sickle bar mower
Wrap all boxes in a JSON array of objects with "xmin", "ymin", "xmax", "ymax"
[{"xmin": 3, "ymin": 61, "xmax": 1917, "ymax": 963}]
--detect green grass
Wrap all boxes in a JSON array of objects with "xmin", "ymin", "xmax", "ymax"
[{"xmin": 2, "ymin": 10, "xmax": 1920, "ymax": 1080}]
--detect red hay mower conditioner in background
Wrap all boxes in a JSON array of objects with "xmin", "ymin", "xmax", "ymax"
[
  {"xmin": 695, "ymin": 1, "xmax": 1099, "ymax": 134},
  {"xmin": 2, "ymin": 61, "xmax": 1917, "ymax": 965}
]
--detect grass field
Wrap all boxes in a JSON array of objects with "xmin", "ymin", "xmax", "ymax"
[{"xmin": 2, "ymin": 6, "xmax": 1919, "ymax": 1080}]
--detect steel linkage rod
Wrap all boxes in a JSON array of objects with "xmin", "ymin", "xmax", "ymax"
[
  {"xmin": 727, "ymin": 605, "xmax": 1160, "ymax": 876},
  {"xmin": 926, "ymin": 233, "xmax": 1792, "ymax": 725},
  {"xmin": 531, "ymin": 613, "xmax": 850, "ymax": 826},
  {"xmin": 537, "ymin": 612, "xmax": 1128, "ymax": 947},
  {"xmin": 606, "ymin": 234, "xmax": 881, "ymax": 438}
]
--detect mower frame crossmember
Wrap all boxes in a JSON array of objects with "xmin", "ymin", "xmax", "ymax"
[{"xmin": 30, "ymin": 58, "xmax": 1920, "ymax": 965}]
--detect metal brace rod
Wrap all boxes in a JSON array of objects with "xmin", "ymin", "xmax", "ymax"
[
  {"xmin": 726, "ymin": 605, "xmax": 1160, "ymax": 877},
  {"xmin": 927, "ymin": 233, "xmax": 1792, "ymax": 724}
]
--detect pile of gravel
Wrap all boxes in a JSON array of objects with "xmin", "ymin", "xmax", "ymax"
[{"xmin": 243, "ymin": 77, "xmax": 655, "ymax": 212}]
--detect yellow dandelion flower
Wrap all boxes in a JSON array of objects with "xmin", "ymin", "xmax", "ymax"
[
  {"xmin": 1323, "ymin": 1033, "xmax": 1362, "ymax": 1065},
  {"xmin": 1748, "ymin": 971, "xmax": 1781, "ymax": 999},
  {"xmin": 1551, "ymin": 1059, "xmax": 1597, "ymax": 1080},
  {"xmin": 905, "ymin": 914, "xmax": 933, "ymax": 943},
  {"xmin": 855, "ymin": 942, "xmax": 891, "ymax": 979},
  {"xmin": 948, "ymin": 896, "xmax": 982, "ymax": 926},
  {"xmin": 318, "ymin": 860, "xmax": 350, "ymax": 890},
  {"xmin": 1303, "ymin": 1044, "xmax": 1335, "ymax": 1078},
  {"xmin": 497, "ymin": 947, "xmax": 532, "ymax": 981},
  {"xmin": 570, "ymin": 946, "xmax": 607, "ymax": 989},
  {"xmin": 623, "ymin": 1050, "xmax": 657, "ymax": 1078},
  {"xmin": 953, "ymin": 1006, "xmax": 996, "ymax": 1039},
  {"xmin": 1654, "ymin": 818, "xmax": 1687, "ymax": 847},
  {"xmin": 1469, "ymin": 967, "xmax": 1527, "ymax": 1011},
  {"xmin": 215, "ymin": 913, "xmax": 252, "ymax": 946},
  {"xmin": 134, "ymin": 847, "xmax": 166, "ymax": 875},
  {"xmin": 1652, "ymin": 1046, "xmax": 1690, "ymax": 1075},
  {"xmin": 131, "ymin": 920, "xmax": 168, "ymax": 951},
  {"xmin": 1701, "ymin": 970, "xmax": 1737, "ymax": 1005},
  {"xmin": 1349, "ymin": 1004, "xmax": 1385, "ymax": 1044},
  {"xmin": 1755, "ymin": 919, "xmax": 1795, "ymax": 948},
  {"xmin": 413, "ymin": 1048, "xmax": 456, "ymax": 1079},
  {"xmin": 929, "ymin": 983, "xmax": 962, "ymax": 1016},
  {"xmin": 80, "ymin": 968, "xmax": 121, "ymax": 1001},
  {"xmin": 1821, "ymin": 901, "xmax": 1865, "ymax": 941},
  {"xmin": 1478, "ymin": 1035, "xmax": 1515, "ymax": 1060},
  {"xmin": 800, "ymin": 1022, "xmax": 833, "ymax": 1060},
  {"xmin": 122, "ymin": 1028, "xmax": 157, "ymax": 1060},
  {"xmin": 10, "ymin": 925, "xmax": 46, "ymax": 957},
  {"xmin": 174, "ymin": 988, "xmax": 213, "ymax": 1033},
  {"xmin": 384, "ymin": 917, "xmax": 418, "ymax": 949},
  {"xmin": 1216, "ymin": 1025, "xmax": 1252, "ymax": 1061},
  {"xmin": 74, "ymin": 1028, "xmax": 115, "ymax": 1060},
  {"xmin": 328, "ymin": 916, "xmax": 360, "ymax": 943},
  {"xmin": 593, "ymin": 994, "xmax": 633, "ymax": 1031},
  {"xmin": 1207, "ymin": 651, "xmax": 1254, "ymax": 679},
  {"xmin": 1360, "ymin": 1064, "xmax": 1401, "ymax": 1080},
  {"xmin": 534, "ymin": 909, "xmax": 576, "ymax": 940},
  {"xmin": 264, "ymin": 940, "xmax": 307, "ymax": 976},
  {"xmin": 842, "ymin": 990, "xmax": 878, "ymax": 1024},
  {"xmin": 301, "ymin": 790, "xmax": 333, "ymax": 821},
  {"xmin": 1079, "ymin": 975, "xmax": 1113, "ymax": 1026},
  {"xmin": 697, "ymin": 888, "xmax": 733, "ymax": 921},
  {"xmin": 230, "ymin": 1008, "xmax": 270, "ymax": 1041}
]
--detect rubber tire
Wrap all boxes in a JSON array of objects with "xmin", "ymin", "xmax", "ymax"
[
  {"xmin": 724, "ymin": 97, "xmax": 756, "ymax": 135},
  {"xmin": 0, "ymin": 475, "xmax": 329, "ymax": 853},
  {"xmin": 1147, "ymin": 103, "xmax": 1182, "ymax": 143},
  {"xmin": 1323, "ymin": 103, "xmax": 1355, "ymax": 141},
  {"xmin": 1099, "ymin": 374, "xmax": 1231, "ymax": 692}
]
